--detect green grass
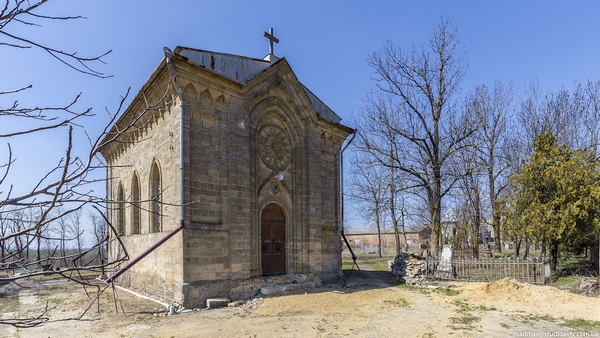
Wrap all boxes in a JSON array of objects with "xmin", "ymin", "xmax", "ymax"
[
  {"xmin": 561, "ymin": 318, "xmax": 600, "ymax": 330},
  {"xmin": 136, "ymin": 314, "xmax": 153, "ymax": 323},
  {"xmin": 477, "ymin": 305, "xmax": 497, "ymax": 311},
  {"xmin": 553, "ymin": 277, "xmax": 576, "ymax": 285},
  {"xmin": 517, "ymin": 313, "xmax": 557, "ymax": 325},
  {"xmin": 0, "ymin": 292, "xmax": 5, "ymax": 298},
  {"xmin": 341, "ymin": 254, "xmax": 357, "ymax": 271},
  {"xmin": 0, "ymin": 296, "xmax": 19, "ymax": 308},
  {"xmin": 557, "ymin": 255, "xmax": 591, "ymax": 271},
  {"xmin": 447, "ymin": 299, "xmax": 482, "ymax": 331},
  {"xmin": 48, "ymin": 298, "xmax": 62, "ymax": 305},
  {"xmin": 449, "ymin": 314, "xmax": 481, "ymax": 325},
  {"xmin": 395, "ymin": 283, "xmax": 432, "ymax": 295},
  {"xmin": 383, "ymin": 298, "xmax": 410, "ymax": 307},
  {"xmin": 438, "ymin": 288, "xmax": 461, "ymax": 296},
  {"xmin": 342, "ymin": 252, "xmax": 396, "ymax": 272}
]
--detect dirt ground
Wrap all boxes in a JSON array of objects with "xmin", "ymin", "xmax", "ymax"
[{"xmin": 0, "ymin": 267, "xmax": 598, "ymax": 338}]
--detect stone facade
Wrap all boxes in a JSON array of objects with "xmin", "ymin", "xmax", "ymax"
[{"xmin": 100, "ymin": 47, "xmax": 353, "ymax": 307}]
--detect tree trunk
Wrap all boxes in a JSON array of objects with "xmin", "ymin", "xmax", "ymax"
[
  {"xmin": 550, "ymin": 242, "xmax": 559, "ymax": 271},
  {"xmin": 401, "ymin": 197, "xmax": 409, "ymax": 252},
  {"xmin": 473, "ymin": 186, "xmax": 481, "ymax": 259},
  {"xmin": 390, "ymin": 163, "xmax": 401, "ymax": 255},
  {"xmin": 430, "ymin": 185, "xmax": 442, "ymax": 256},
  {"xmin": 541, "ymin": 243, "xmax": 547, "ymax": 259},
  {"xmin": 523, "ymin": 236, "xmax": 530, "ymax": 259},
  {"xmin": 25, "ymin": 232, "xmax": 30, "ymax": 261},
  {"xmin": 489, "ymin": 169, "xmax": 502, "ymax": 254},
  {"xmin": 515, "ymin": 237, "xmax": 522, "ymax": 257},
  {"xmin": 376, "ymin": 201, "xmax": 382, "ymax": 258},
  {"xmin": 36, "ymin": 227, "xmax": 41, "ymax": 262}
]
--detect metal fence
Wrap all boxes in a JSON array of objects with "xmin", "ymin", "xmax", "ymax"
[{"xmin": 426, "ymin": 256, "xmax": 551, "ymax": 284}]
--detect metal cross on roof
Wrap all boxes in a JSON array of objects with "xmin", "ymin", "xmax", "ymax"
[{"xmin": 263, "ymin": 27, "xmax": 279, "ymax": 55}]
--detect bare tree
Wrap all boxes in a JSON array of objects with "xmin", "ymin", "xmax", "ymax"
[
  {"xmin": 464, "ymin": 80, "xmax": 515, "ymax": 253},
  {"xmin": 88, "ymin": 210, "xmax": 107, "ymax": 257},
  {"xmin": 52, "ymin": 207, "xmax": 69, "ymax": 258},
  {"xmin": 357, "ymin": 18, "xmax": 473, "ymax": 253},
  {"xmin": 583, "ymin": 78, "xmax": 600, "ymax": 155},
  {"xmin": 517, "ymin": 78, "xmax": 589, "ymax": 152},
  {"xmin": 67, "ymin": 209, "xmax": 85, "ymax": 254},
  {"xmin": 453, "ymin": 140, "xmax": 483, "ymax": 257},
  {"xmin": 387, "ymin": 137, "xmax": 411, "ymax": 254},
  {"xmin": 0, "ymin": 1, "xmax": 177, "ymax": 327},
  {"xmin": 349, "ymin": 153, "xmax": 387, "ymax": 257}
]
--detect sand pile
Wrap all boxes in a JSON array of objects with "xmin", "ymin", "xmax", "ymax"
[
  {"xmin": 467, "ymin": 278, "xmax": 599, "ymax": 321},
  {"xmin": 470, "ymin": 278, "xmax": 578, "ymax": 304}
]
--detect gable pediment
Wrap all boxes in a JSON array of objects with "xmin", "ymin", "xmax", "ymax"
[{"xmin": 244, "ymin": 58, "xmax": 343, "ymax": 128}]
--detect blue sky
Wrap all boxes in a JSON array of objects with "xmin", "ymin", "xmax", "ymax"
[{"xmin": 1, "ymin": 0, "xmax": 599, "ymax": 232}]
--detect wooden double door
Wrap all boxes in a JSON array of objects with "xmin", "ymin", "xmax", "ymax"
[{"xmin": 261, "ymin": 204, "xmax": 286, "ymax": 275}]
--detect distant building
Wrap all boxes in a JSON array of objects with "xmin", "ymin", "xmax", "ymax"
[
  {"xmin": 441, "ymin": 208, "xmax": 458, "ymax": 243},
  {"xmin": 342, "ymin": 226, "xmax": 432, "ymax": 251}
]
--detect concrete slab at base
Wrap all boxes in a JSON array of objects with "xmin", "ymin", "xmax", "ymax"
[{"xmin": 206, "ymin": 298, "xmax": 231, "ymax": 309}]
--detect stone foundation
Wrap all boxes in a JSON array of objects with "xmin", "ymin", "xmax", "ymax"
[
  {"xmin": 230, "ymin": 273, "xmax": 321, "ymax": 300},
  {"xmin": 116, "ymin": 272, "xmax": 322, "ymax": 309}
]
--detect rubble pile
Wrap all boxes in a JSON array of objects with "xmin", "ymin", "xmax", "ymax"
[
  {"xmin": 228, "ymin": 297, "xmax": 264, "ymax": 310},
  {"xmin": 389, "ymin": 252, "xmax": 427, "ymax": 286},
  {"xmin": 579, "ymin": 277, "xmax": 599, "ymax": 295}
]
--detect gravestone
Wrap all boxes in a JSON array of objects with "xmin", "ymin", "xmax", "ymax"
[
  {"xmin": 420, "ymin": 243, "xmax": 428, "ymax": 257},
  {"xmin": 484, "ymin": 244, "xmax": 493, "ymax": 258},
  {"xmin": 435, "ymin": 244, "xmax": 454, "ymax": 279}
]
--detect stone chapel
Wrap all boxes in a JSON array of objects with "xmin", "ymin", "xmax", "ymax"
[{"xmin": 99, "ymin": 32, "xmax": 354, "ymax": 307}]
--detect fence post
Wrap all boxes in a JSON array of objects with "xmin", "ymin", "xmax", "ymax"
[{"xmin": 532, "ymin": 257, "xmax": 538, "ymax": 284}]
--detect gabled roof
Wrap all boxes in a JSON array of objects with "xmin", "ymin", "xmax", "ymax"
[
  {"xmin": 99, "ymin": 46, "xmax": 349, "ymax": 157},
  {"xmin": 302, "ymin": 85, "xmax": 341, "ymax": 124},
  {"xmin": 173, "ymin": 46, "xmax": 342, "ymax": 124}
]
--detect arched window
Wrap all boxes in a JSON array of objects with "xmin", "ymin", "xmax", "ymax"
[
  {"xmin": 149, "ymin": 161, "xmax": 161, "ymax": 232},
  {"xmin": 116, "ymin": 182, "xmax": 125, "ymax": 235},
  {"xmin": 131, "ymin": 172, "xmax": 140, "ymax": 234}
]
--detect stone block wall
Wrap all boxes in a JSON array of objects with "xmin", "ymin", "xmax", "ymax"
[
  {"xmin": 103, "ymin": 72, "xmax": 185, "ymax": 304},
  {"xmin": 102, "ymin": 55, "xmax": 352, "ymax": 309}
]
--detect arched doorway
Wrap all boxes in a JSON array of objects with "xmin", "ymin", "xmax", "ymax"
[{"xmin": 261, "ymin": 204, "xmax": 286, "ymax": 275}]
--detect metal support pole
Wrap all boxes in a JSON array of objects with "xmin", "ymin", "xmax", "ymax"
[{"xmin": 105, "ymin": 220, "xmax": 184, "ymax": 284}]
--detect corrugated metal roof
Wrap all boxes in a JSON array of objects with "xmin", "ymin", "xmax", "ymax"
[
  {"xmin": 302, "ymin": 85, "xmax": 341, "ymax": 124},
  {"xmin": 175, "ymin": 47, "xmax": 271, "ymax": 83}
]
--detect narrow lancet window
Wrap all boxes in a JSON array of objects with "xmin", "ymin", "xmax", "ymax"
[
  {"xmin": 131, "ymin": 172, "xmax": 140, "ymax": 234},
  {"xmin": 150, "ymin": 161, "xmax": 161, "ymax": 232},
  {"xmin": 116, "ymin": 182, "xmax": 125, "ymax": 235}
]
